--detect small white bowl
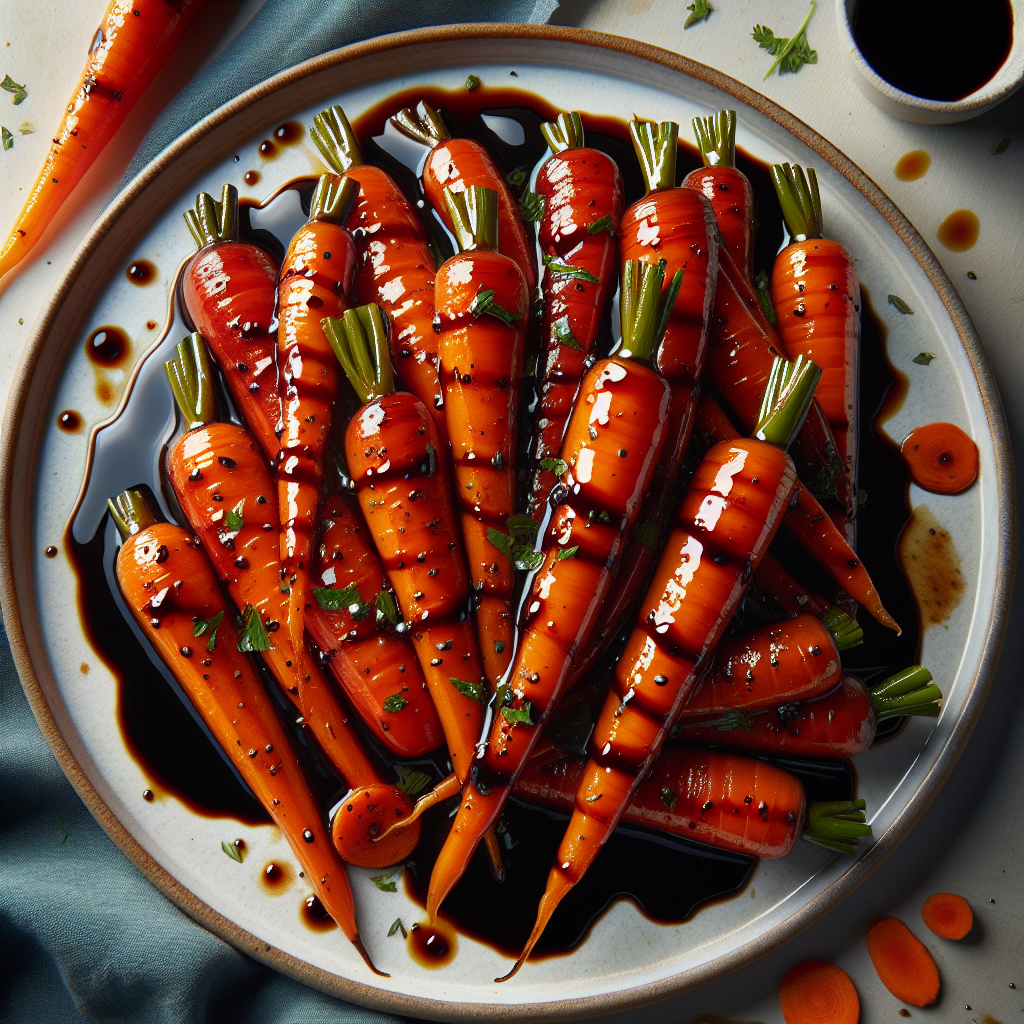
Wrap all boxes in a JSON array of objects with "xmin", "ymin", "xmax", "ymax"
[{"xmin": 835, "ymin": 0, "xmax": 1024, "ymax": 123}]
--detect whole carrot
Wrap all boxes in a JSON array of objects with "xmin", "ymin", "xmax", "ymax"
[
  {"xmin": 527, "ymin": 111, "xmax": 624, "ymax": 517},
  {"xmin": 435, "ymin": 185, "xmax": 529, "ymax": 687},
  {"xmin": 309, "ymin": 105, "xmax": 447, "ymax": 444},
  {"xmin": 419, "ymin": 259, "xmax": 679, "ymax": 922},
  {"xmin": 276, "ymin": 174, "xmax": 359, "ymax": 671},
  {"xmin": 106, "ymin": 488, "xmax": 384, "ymax": 976},
  {"xmin": 504, "ymin": 355, "xmax": 819, "ymax": 980},
  {"xmin": 0, "ymin": 0, "xmax": 208, "ymax": 287},
  {"xmin": 391, "ymin": 101, "xmax": 537, "ymax": 291},
  {"xmin": 181, "ymin": 184, "xmax": 281, "ymax": 461},
  {"xmin": 163, "ymin": 336, "xmax": 421, "ymax": 869}
]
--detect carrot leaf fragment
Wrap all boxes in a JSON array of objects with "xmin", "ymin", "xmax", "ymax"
[
  {"xmin": 1, "ymin": 75, "xmax": 27, "ymax": 105},
  {"xmin": 470, "ymin": 287, "xmax": 520, "ymax": 326},
  {"xmin": 1, "ymin": 126, "xmax": 11, "ymax": 151},
  {"xmin": 237, "ymin": 605, "xmax": 270, "ymax": 653},
  {"xmin": 587, "ymin": 214, "xmax": 613, "ymax": 235},
  {"xmin": 685, "ymin": 0, "xmax": 714, "ymax": 28},
  {"xmin": 506, "ymin": 166, "xmax": 528, "ymax": 188},
  {"xmin": 752, "ymin": 2, "xmax": 817, "ymax": 79},
  {"xmin": 538, "ymin": 457, "xmax": 568, "ymax": 477},
  {"xmin": 556, "ymin": 545, "xmax": 578, "ymax": 561},
  {"xmin": 506, "ymin": 513, "xmax": 539, "ymax": 542},
  {"xmin": 755, "ymin": 270, "xmax": 778, "ymax": 325},
  {"xmin": 553, "ymin": 315, "xmax": 583, "ymax": 350},
  {"xmin": 376, "ymin": 589, "xmax": 400, "ymax": 628},
  {"xmin": 383, "ymin": 693, "xmax": 409, "ymax": 713},
  {"xmin": 221, "ymin": 840, "xmax": 243, "ymax": 863},
  {"xmin": 396, "ymin": 767, "xmax": 431, "ymax": 797},
  {"xmin": 224, "ymin": 499, "xmax": 245, "ymax": 532},
  {"xmin": 913, "ymin": 352, "xmax": 935, "ymax": 366},
  {"xmin": 312, "ymin": 582, "xmax": 371, "ymax": 620},
  {"xmin": 389, "ymin": 918, "xmax": 408, "ymax": 938},
  {"xmin": 449, "ymin": 676, "xmax": 485, "ymax": 703},
  {"xmin": 370, "ymin": 869, "xmax": 401, "ymax": 892},
  {"xmin": 887, "ymin": 294, "xmax": 915, "ymax": 315},
  {"xmin": 519, "ymin": 190, "xmax": 545, "ymax": 222},
  {"xmin": 501, "ymin": 700, "xmax": 533, "ymax": 725},
  {"xmin": 991, "ymin": 137, "xmax": 1011, "ymax": 156},
  {"xmin": 193, "ymin": 610, "xmax": 225, "ymax": 653},
  {"xmin": 543, "ymin": 254, "xmax": 599, "ymax": 283}
]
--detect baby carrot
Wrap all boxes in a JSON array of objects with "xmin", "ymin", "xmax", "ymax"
[
  {"xmin": 0, "ymin": 0, "xmax": 208, "ymax": 287},
  {"xmin": 866, "ymin": 917, "xmax": 940, "ymax": 1007},
  {"xmin": 920, "ymin": 893, "xmax": 973, "ymax": 940},
  {"xmin": 107, "ymin": 488, "xmax": 384, "ymax": 976},
  {"xmin": 778, "ymin": 960, "xmax": 861, "ymax": 1024},
  {"xmin": 749, "ymin": 552, "xmax": 832, "ymax": 619}
]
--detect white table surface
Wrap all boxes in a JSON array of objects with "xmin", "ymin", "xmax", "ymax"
[{"xmin": 2, "ymin": 2, "xmax": 1022, "ymax": 1021}]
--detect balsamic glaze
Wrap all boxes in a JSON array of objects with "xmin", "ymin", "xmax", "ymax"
[
  {"xmin": 126, "ymin": 260, "xmax": 156, "ymax": 285},
  {"xmin": 85, "ymin": 326, "xmax": 130, "ymax": 366},
  {"xmin": 57, "ymin": 410, "xmax": 81, "ymax": 432}
]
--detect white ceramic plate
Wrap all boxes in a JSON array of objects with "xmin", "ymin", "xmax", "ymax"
[{"xmin": 0, "ymin": 25, "xmax": 1012, "ymax": 1022}]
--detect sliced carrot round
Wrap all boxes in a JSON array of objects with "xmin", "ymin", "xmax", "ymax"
[
  {"xmin": 921, "ymin": 892, "xmax": 974, "ymax": 940},
  {"xmin": 779, "ymin": 959, "xmax": 860, "ymax": 1024},
  {"xmin": 331, "ymin": 783, "xmax": 421, "ymax": 870},
  {"xmin": 901, "ymin": 422, "xmax": 978, "ymax": 494},
  {"xmin": 865, "ymin": 916, "xmax": 940, "ymax": 1006}
]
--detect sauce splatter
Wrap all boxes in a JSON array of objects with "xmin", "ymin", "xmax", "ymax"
[
  {"xmin": 301, "ymin": 893, "xmax": 337, "ymax": 932},
  {"xmin": 85, "ymin": 326, "xmax": 130, "ymax": 366},
  {"xmin": 143, "ymin": 789, "xmax": 154, "ymax": 801},
  {"xmin": 44, "ymin": 545, "xmax": 58, "ymax": 558},
  {"xmin": 895, "ymin": 150, "xmax": 930, "ymax": 181},
  {"xmin": 258, "ymin": 139, "xmax": 276, "ymax": 159},
  {"xmin": 126, "ymin": 260, "xmax": 155, "ymax": 285},
  {"xmin": 259, "ymin": 861, "xmax": 293, "ymax": 894},
  {"xmin": 937, "ymin": 210, "xmax": 980, "ymax": 252},
  {"xmin": 243, "ymin": 170, "xmax": 260, "ymax": 186},
  {"xmin": 901, "ymin": 422, "xmax": 978, "ymax": 494},
  {"xmin": 408, "ymin": 921, "xmax": 457, "ymax": 968},
  {"xmin": 273, "ymin": 121, "xmax": 303, "ymax": 145},
  {"xmin": 58, "ymin": 409, "xmax": 82, "ymax": 432},
  {"xmin": 898, "ymin": 504, "xmax": 965, "ymax": 626}
]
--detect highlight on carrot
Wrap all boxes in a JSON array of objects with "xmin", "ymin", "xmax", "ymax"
[
  {"xmin": 778, "ymin": 959, "xmax": 860, "ymax": 1024},
  {"xmin": 921, "ymin": 892, "xmax": 973, "ymax": 940},
  {"xmin": 865, "ymin": 916, "xmax": 940, "ymax": 1007}
]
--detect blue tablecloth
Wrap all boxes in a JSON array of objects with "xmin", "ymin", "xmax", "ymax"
[{"xmin": 0, "ymin": 2, "xmax": 556, "ymax": 1021}]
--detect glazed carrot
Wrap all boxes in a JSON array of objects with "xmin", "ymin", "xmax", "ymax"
[
  {"xmin": 163, "ymin": 337, "xmax": 421, "ymax": 869},
  {"xmin": 697, "ymin": 392, "xmax": 899, "ymax": 631},
  {"xmin": 683, "ymin": 110, "xmax": 756, "ymax": 283},
  {"xmin": 309, "ymin": 105, "xmax": 447, "ymax": 444},
  {"xmin": 676, "ymin": 666, "xmax": 941, "ymax": 758},
  {"xmin": 106, "ymin": 488, "xmax": 383, "ymax": 976},
  {"xmin": 865, "ymin": 917, "xmax": 940, "ymax": 1007},
  {"xmin": 0, "ymin": 0, "xmax": 208, "ymax": 288},
  {"xmin": 778, "ymin": 960, "xmax": 861, "ymax": 1024},
  {"xmin": 771, "ymin": 164, "xmax": 859, "ymax": 490},
  {"xmin": 435, "ymin": 185, "xmax": 529, "ymax": 687},
  {"xmin": 504, "ymin": 355, "xmax": 818, "ymax": 980},
  {"xmin": 920, "ymin": 893, "xmax": 973, "ymax": 940},
  {"xmin": 515, "ymin": 742, "xmax": 870, "ymax": 859},
  {"xmin": 750, "ymin": 552, "xmax": 832, "ymax": 619},
  {"xmin": 181, "ymin": 184, "xmax": 282, "ymax": 461},
  {"xmin": 420, "ymin": 260, "xmax": 679, "ymax": 917},
  {"xmin": 276, "ymin": 174, "xmax": 359, "ymax": 672},
  {"xmin": 391, "ymin": 101, "xmax": 537, "ymax": 291},
  {"xmin": 527, "ymin": 111, "xmax": 624, "ymax": 517},
  {"xmin": 901, "ymin": 423, "xmax": 979, "ymax": 494},
  {"xmin": 305, "ymin": 492, "xmax": 443, "ymax": 759}
]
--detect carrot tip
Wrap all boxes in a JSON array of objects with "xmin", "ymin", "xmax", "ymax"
[{"xmin": 352, "ymin": 935, "xmax": 389, "ymax": 977}]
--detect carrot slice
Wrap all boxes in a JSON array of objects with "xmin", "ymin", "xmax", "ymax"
[
  {"xmin": 900, "ymin": 423, "xmax": 979, "ymax": 495},
  {"xmin": 865, "ymin": 917, "xmax": 940, "ymax": 1006},
  {"xmin": 779, "ymin": 960, "xmax": 860, "ymax": 1024},
  {"xmin": 921, "ymin": 892, "xmax": 974, "ymax": 940}
]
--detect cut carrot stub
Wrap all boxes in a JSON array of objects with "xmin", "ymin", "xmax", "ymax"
[
  {"xmin": 865, "ymin": 917, "xmax": 940, "ymax": 1007},
  {"xmin": 921, "ymin": 892, "xmax": 974, "ymax": 940},
  {"xmin": 779, "ymin": 960, "xmax": 860, "ymax": 1024},
  {"xmin": 901, "ymin": 422, "xmax": 979, "ymax": 495}
]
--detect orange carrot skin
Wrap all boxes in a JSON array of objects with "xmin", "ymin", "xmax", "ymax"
[
  {"xmin": 681, "ymin": 614, "xmax": 841, "ymax": 718},
  {"xmin": 345, "ymin": 391, "xmax": 486, "ymax": 783},
  {"xmin": 305, "ymin": 493, "xmax": 443, "ymax": 758},
  {"xmin": 528, "ymin": 147, "xmax": 624, "ymax": 517},
  {"xmin": 772, "ymin": 239, "xmax": 859, "ymax": 471},
  {"xmin": 751, "ymin": 552, "xmax": 832, "ymax": 619},
  {"xmin": 436, "ymin": 250, "xmax": 529, "ymax": 686},
  {"xmin": 342, "ymin": 164, "xmax": 446, "ymax": 444},
  {"xmin": 0, "ymin": 0, "xmax": 207, "ymax": 283},
  {"xmin": 677, "ymin": 674, "xmax": 876, "ymax": 758},
  {"xmin": 423, "ymin": 138, "xmax": 537, "ymax": 291},
  {"xmin": 115, "ymin": 520, "xmax": 358, "ymax": 939},
  {"xmin": 866, "ymin": 917, "xmax": 940, "ymax": 1006},
  {"xmin": 682, "ymin": 166, "xmax": 755, "ymax": 283},
  {"xmin": 182, "ymin": 243, "xmax": 282, "ymax": 460},
  {"xmin": 515, "ymin": 743, "xmax": 805, "ymax": 858}
]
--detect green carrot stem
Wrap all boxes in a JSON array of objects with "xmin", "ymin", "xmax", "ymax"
[
  {"xmin": 764, "ymin": 0, "xmax": 817, "ymax": 80},
  {"xmin": 310, "ymin": 104, "xmax": 363, "ymax": 173},
  {"xmin": 629, "ymin": 119, "xmax": 678, "ymax": 194},
  {"xmin": 754, "ymin": 354, "xmax": 822, "ymax": 449},
  {"xmin": 540, "ymin": 111, "xmax": 584, "ymax": 154},
  {"xmin": 771, "ymin": 162, "xmax": 823, "ymax": 241},
  {"xmin": 692, "ymin": 110, "xmax": 736, "ymax": 168},
  {"xmin": 444, "ymin": 186, "xmax": 498, "ymax": 253},
  {"xmin": 618, "ymin": 258, "xmax": 683, "ymax": 362},
  {"xmin": 391, "ymin": 101, "xmax": 450, "ymax": 147},
  {"xmin": 323, "ymin": 304, "xmax": 394, "ymax": 405},
  {"xmin": 308, "ymin": 173, "xmax": 358, "ymax": 225},
  {"xmin": 803, "ymin": 798, "xmax": 871, "ymax": 854},
  {"xmin": 184, "ymin": 183, "xmax": 238, "ymax": 249},
  {"xmin": 870, "ymin": 665, "xmax": 941, "ymax": 720},
  {"xmin": 108, "ymin": 489, "xmax": 158, "ymax": 540},
  {"xmin": 164, "ymin": 333, "xmax": 216, "ymax": 430},
  {"xmin": 821, "ymin": 607, "xmax": 864, "ymax": 651}
]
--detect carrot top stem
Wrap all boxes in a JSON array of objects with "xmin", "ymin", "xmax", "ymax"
[
  {"xmin": 184, "ymin": 183, "xmax": 239, "ymax": 249},
  {"xmin": 870, "ymin": 665, "xmax": 941, "ymax": 720},
  {"xmin": 323, "ymin": 304, "xmax": 394, "ymax": 404},
  {"xmin": 822, "ymin": 607, "xmax": 864, "ymax": 651},
  {"xmin": 540, "ymin": 111, "xmax": 584, "ymax": 154},
  {"xmin": 164, "ymin": 333, "xmax": 216, "ymax": 430},
  {"xmin": 443, "ymin": 185, "xmax": 498, "ymax": 252},
  {"xmin": 803, "ymin": 798, "xmax": 872, "ymax": 854},
  {"xmin": 772, "ymin": 162, "xmax": 823, "ymax": 241},
  {"xmin": 108, "ymin": 489, "xmax": 158, "ymax": 540},
  {"xmin": 619, "ymin": 258, "xmax": 684, "ymax": 362},
  {"xmin": 692, "ymin": 109, "xmax": 737, "ymax": 168},
  {"xmin": 391, "ymin": 101, "xmax": 450, "ymax": 146},
  {"xmin": 755, "ymin": 354, "xmax": 822, "ymax": 449},
  {"xmin": 308, "ymin": 173, "xmax": 359, "ymax": 225},
  {"xmin": 310, "ymin": 104, "xmax": 363, "ymax": 172},
  {"xmin": 630, "ymin": 119, "xmax": 678, "ymax": 194}
]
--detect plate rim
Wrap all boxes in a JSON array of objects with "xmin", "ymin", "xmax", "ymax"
[{"xmin": 0, "ymin": 21, "xmax": 1015, "ymax": 1022}]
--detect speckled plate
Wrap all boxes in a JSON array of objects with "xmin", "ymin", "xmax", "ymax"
[{"xmin": 0, "ymin": 24, "xmax": 1012, "ymax": 1023}]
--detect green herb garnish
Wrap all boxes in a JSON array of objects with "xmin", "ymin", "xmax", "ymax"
[
  {"xmin": 396, "ymin": 767, "xmax": 431, "ymax": 797},
  {"xmin": 470, "ymin": 287, "xmax": 520, "ymax": 326},
  {"xmin": 450, "ymin": 676, "xmax": 485, "ymax": 702},
  {"xmin": 587, "ymin": 214, "xmax": 612, "ymax": 235},
  {"xmin": 542, "ymin": 254, "xmax": 599, "ymax": 283},
  {"xmin": 501, "ymin": 701, "xmax": 533, "ymax": 725},
  {"xmin": 312, "ymin": 582, "xmax": 371, "ymax": 621},
  {"xmin": 913, "ymin": 352, "xmax": 935, "ymax": 366},
  {"xmin": 389, "ymin": 918, "xmax": 408, "ymax": 938},
  {"xmin": 538, "ymin": 457, "xmax": 568, "ymax": 477},
  {"xmin": 370, "ymin": 870, "xmax": 400, "ymax": 892},
  {"xmin": 193, "ymin": 610, "xmax": 225, "ymax": 653},
  {"xmin": 236, "ymin": 605, "xmax": 270, "ymax": 653},
  {"xmin": 376, "ymin": 589, "xmax": 400, "ymax": 627},
  {"xmin": 685, "ymin": 0, "xmax": 714, "ymax": 28},
  {"xmin": 556, "ymin": 545, "xmax": 578, "ymax": 561},
  {"xmin": 992, "ymin": 137, "xmax": 1011, "ymax": 156},
  {"xmin": 519, "ymin": 190, "xmax": 544, "ymax": 222},
  {"xmin": 755, "ymin": 269, "xmax": 778, "ymax": 325},
  {"xmin": 1, "ymin": 126, "xmax": 12, "ymax": 151},
  {"xmin": 888, "ymin": 294, "xmax": 915, "ymax": 315},
  {"xmin": 752, "ymin": 2, "xmax": 817, "ymax": 79},
  {"xmin": 1, "ymin": 75, "xmax": 27, "ymax": 105},
  {"xmin": 506, "ymin": 513, "xmax": 539, "ymax": 541},
  {"xmin": 383, "ymin": 693, "xmax": 409, "ymax": 713},
  {"xmin": 18, "ymin": 120, "xmax": 32, "ymax": 135},
  {"xmin": 224, "ymin": 499, "xmax": 245, "ymax": 532},
  {"xmin": 221, "ymin": 840, "xmax": 243, "ymax": 863},
  {"xmin": 553, "ymin": 315, "xmax": 583, "ymax": 350},
  {"xmin": 465, "ymin": 75, "xmax": 481, "ymax": 92},
  {"xmin": 507, "ymin": 166, "xmax": 528, "ymax": 188}
]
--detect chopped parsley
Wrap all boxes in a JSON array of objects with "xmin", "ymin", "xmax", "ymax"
[
  {"xmin": 752, "ymin": 2, "xmax": 818, "ymax": 79},
  {"xmin": 913, "ymin": 352, "xmax": 935, "ymax": 366},
  {"xmin": 587, "ymin": 214, "xmax": 612, "ymax": 235},
  {"xmin": 370, "ymin": 870, "xmax": 401, "ymax": 892},
  {"xmin": 501, "ymin": 701, "xmax": 533, "ymax": 725},
  {"xmin": 224, "ymin": 499, "xmax": 245, "ymax": 532},
  {"xmin": 519, "ymin": 190, "xmax": 545, "ymax": 222},
  {"xmin": 553, "ymin": 315, "xmax": 583, "ymax": 350},
  {"xmin": 312, "ymin": 582, "xmax": 371, "ymax": 621},
  {"xmin": 236, "ymin": 605, "xmax": 270, "ymax": 653},
  {"xmin": 538, "ymin": 457, "xmax": 568, "ymax": 477},
  {"xmin": 389, "ymin": 918, "xmax": 408, "ymax": 938},
  {"xmin": 395, "ymin": 767, "xmax": 431, "ymax": 797},
  {"xmin": 192, "ymin": 610, "xmax": 225, "ymax": 653},
  {"xmin": 1, "ymin": 75, "xmax": 27, "ymax": 105},
  {"xmin": 887, "ymin": 294, "xmax": 915, "ymax": 315},
  {"xmin": 221, "ymin": 839, "xmax": 243, "ymax": 863},
  {"xmin": 556, "ymin": 545, "xmax": 579, "ymax": 561},
  {"xmin": 685, "ymin": 0, "xmax": 714, "ymax": 28},
  {"xmin": 470, "ymin": 287, "xmax": 520, "ymax": 326},
  {"xmin": 449, "ymin": 676, "xmax": 485, "ymax": 703},
  {"xmin": 383, "ymin": 694, "xmax": 409, "ymax": 713},
  {"xmin": 542, "ymin": 254, "xmax": 599, "ymax": 283}
]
